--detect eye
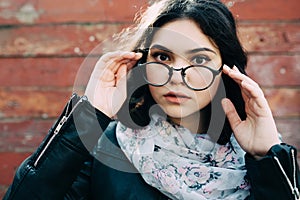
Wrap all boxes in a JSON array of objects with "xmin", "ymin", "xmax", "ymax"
[
  {"xmin": 191, "ymin": 55, "xmax": 210, "ymax": 65},
  {"xmin": 151, "ymin": 52, "xmax": 170, "ymax": 62}
]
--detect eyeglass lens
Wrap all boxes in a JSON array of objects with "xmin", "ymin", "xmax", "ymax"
[{"xmin": 143, "ymin": 62, "xmax": 218, "ymax": 90}]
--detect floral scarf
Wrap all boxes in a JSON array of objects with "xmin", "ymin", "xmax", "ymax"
[{"xmin": 116, "ymin": 114, "xmax": 250, "ymax": 199}]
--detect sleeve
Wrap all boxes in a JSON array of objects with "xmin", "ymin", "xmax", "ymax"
[
  {"xmin": 3, "ymin": 94, "xmax": 112, "ymax": 200},
  {"xmin": 245, "ymin": 143, "xmax": 300, "ymax": 200},
  {"xmin": 64, "ymin": 160, "xmax": 93, "ymax": 200}
]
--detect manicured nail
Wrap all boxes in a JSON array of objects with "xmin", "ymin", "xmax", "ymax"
[
  {"xmin": 233, "ymin": 65, "xmax": 239, "ymax": 71},
  {"xmin": 135, "ymin": 52, "xmax": 143, "ymax": 57},
  {"xmin": 223, "ymin": 64, "xmax": 230, "ymax": 70}
]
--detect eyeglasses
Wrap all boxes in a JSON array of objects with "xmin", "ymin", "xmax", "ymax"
[{"xmin": 138, "ymin": 62, "xmax": 223, "ymax": 91}]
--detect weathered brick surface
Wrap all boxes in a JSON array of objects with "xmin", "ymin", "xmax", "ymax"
[
  {"xmin": 0, "ymin": 0, "xmax": 299, "ymax": 198},
  {"xmin": 0, "ymin": 185, "xmax": 8, "ymax": 199},
  {"xmin": 239, "ymin": 23, "xmax": 300, "ymax": 53},
  {"xmin": 0, "ymin": 57, "xmax": 85, "ymax": 87},
  {"xmin": 0, "ymin": 23, "xmax": 299, "ymax": 57},
  {"xmin": 263, "ymin": 88, "xmax": 300, "ymax": 117},
  {"xmin": 0, "ymin": 152, "xmax": 31, "ymax": 185},
  {"xmin": 0, "ymin": 24, "xmax": 125, "ymax": 57},
  {"xmin": 0, "ymin": 0, "xmax": 149, "ymax": 25},
  {"xmin": 247, "ymin": 55, "xmax": 300, "ymax": 87},
  {"xmin": 0, "ymin": 89, "xmax": 70, "ymax": 118},
  {"xmin": 0, "ymin": 119, "xmax": 54, "ymax": 152},
  {"xmin": 225, "ymin": 0, "xmax": 299, "ymax": 20},
  {"xmin": 0, "ymin": 0, "xmax": 298, "ymax": 25},
  {"xmin": 275, "ymin": 118, "xmax": 300, "ymax": 162}
]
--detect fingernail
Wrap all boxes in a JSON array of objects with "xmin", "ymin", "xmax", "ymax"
[
  {"xmin": 221, "ymin": 98, "xmax": 229, "ymax": 109},
  {"xmin": 136, "ymin": 52, "xmax": 143, "ymax": 57},
  {"xmin": 223, "ymin": 64, "xmax": 230, "ymax": 70},
  {"xmin": 233, "ymin": 65, "xmax": 239, "ymax": 71}
]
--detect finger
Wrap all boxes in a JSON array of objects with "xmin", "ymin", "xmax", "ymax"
[
  {"xmin": 108, "ymin": 52, "xmax": 143, "ymax": 78},
  {"xmin": 110, "ymin": 52, "xmax": 143, "ymax": 64},
  {"xmin": 221, "ymin": 98, "xmax": 242, "ymax": 131},
  {"xmin": 104, "ymin": 52, "xmax": 143, "ymax": 73},
  {"xmin": 100, "ymin": 59, "xmax": 131, "ymax": 83},
  {"xmin": 96, "ymin": 51, "xmax": 139, "ymax": 70},
  {"xmin": 222, "ymin": 64, "xmax": 231, "ymax": 74},
  {"xmin": 241, "ymin": 80, "xmax": 269, "ymax": 110},
  {"xmin": 100, "ymin": 51, "xmax": 129, "ymax": 63},
  {"xmin": 241, "ymin": 80, "xmax": 263, "ymax": 99},
  {"xmin": 126, "ymin": 59, "xmax": 141, "ymax": 71},
  {"xmin": 223, "ymin": 65, "xmax": 263, "ymax": 98},
  {"xmin": 97, "ymin": 55, "xmax": 139, "ymax": 81},
  {"xmin": 223, "ymin": 65, "xmax": 252, "ymax": 85}
]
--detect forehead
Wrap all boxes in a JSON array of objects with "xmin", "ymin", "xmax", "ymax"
[{"xmin": 151, "ymin": 19, "xmax": 219, "ymax": 54}]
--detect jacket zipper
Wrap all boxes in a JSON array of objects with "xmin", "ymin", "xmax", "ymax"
[
  {"xmin": 273, "ymin": 149, "xmax": 300, "ymax": 200},
  {"xmin": 292, "ymin": 149, "xmax": 300, "ymax": 200},
  {"xmin": 33, "ymin": 95, "xmax": 86, "ymax": 167}
]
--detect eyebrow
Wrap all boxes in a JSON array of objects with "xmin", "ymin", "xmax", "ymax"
[
  {"xmin": 187, "ymin": 47, "xmax": 217, "ymax": 55},
  {"xmin": 149, "ymin": 44, "xmax": 172, "ymax": 53},
  {"xmin": 149, "ymin": 44, "xmax": 217, "ymax": 55}
]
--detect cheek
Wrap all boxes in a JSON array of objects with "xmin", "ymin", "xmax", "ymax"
[
  {"xmin": 194, "ymin": 76, "xmax": 222, "ymax": 106},
  {"xmin": 209, "ymin": 75, "xmax": 222, "ymax": 96},
  {"xmin": 148, "ymin": 85, "xmax": 160, "ymax": 102}
]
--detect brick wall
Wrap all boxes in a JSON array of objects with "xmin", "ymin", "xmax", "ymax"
[{"xmin": 0, "ymin": 0, "xmax": 299, "ymax": 197}]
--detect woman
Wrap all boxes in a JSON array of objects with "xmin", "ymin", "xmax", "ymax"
[{"xmin": 4, "ymin": 0, "xmax": 299, "ymax": 199}]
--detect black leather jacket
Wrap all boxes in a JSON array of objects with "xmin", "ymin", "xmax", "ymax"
[{"xmin": 3, "ymin": 94, "xmax": 300, "ymax": 200}]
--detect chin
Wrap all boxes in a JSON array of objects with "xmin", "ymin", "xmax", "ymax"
[{"xmin": 163, "ymin": 107, "xmax": 200, "ymax": 120}]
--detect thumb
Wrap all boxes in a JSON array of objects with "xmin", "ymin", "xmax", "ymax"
[{"xmin": 221, "ymin": 98, "xmax": 241, "ymax": 131}]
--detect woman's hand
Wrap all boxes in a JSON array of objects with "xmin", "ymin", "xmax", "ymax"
[
  {"xmin": 221, "ymin": 65, "xmax": 281, "ymax": 158},
  {"xmin": 85, "ymin": 51, "xmax": 143, "ymax": 118}
]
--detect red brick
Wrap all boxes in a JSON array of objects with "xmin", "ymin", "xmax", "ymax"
[
  {"xmin": 0, "ymin": 1, "xmax": 298, "ymax": 199},
  {"xmin": 0, "ymin": 57, "xmax": 86, "ymax": 87},
  {"xmin": 0, "ymin": 89, "xmax": 71, "ymax": 118},
  {"xmin": 0, "ymin": 0, "xmax": 299, "ymax": 25},
  {"xmin": 247, "ymin": 55, "xmax": 300, "ymax": 87},
  {"xmin": 0, "ymin": 152, "xmax": 31, "ymax": 185},
  {"xmin": 276, "ymin": 118, "xmax": 300, "ymax": 147},
  {"xmin": 0, "ymin": 0, "xmax": 148, "ymax": 25},
  {"xmin": 0, "ymin": 23, "xmax": 298, "ymax": 57},
  {"xmin": 0, "ymin": 23, "xmax": 299, "ymax": 57},
  {"xmin": 263, "ymin": 88, "xmax": 300, "ymax": 117},
  {"xmin": 238, "ymin": 23, "xmax": 300, "ymax": 52},
  {"xmin": 0, "ymin": 119, "xmax": 53, "ymax": 152},
  {"xmin": 275, "ymin": 118, "xmax": 300, "ymax": 163},
  {"xmin": 0, "ymin": 23, "xmax": 125, "ymax": 57},
  {"xmin": 224, "ymin": 0, "xmax": 300, "ymax": 21},
  {"xmin": 0, "ymin": 185, "xmax": 9, "ymax": 200}
]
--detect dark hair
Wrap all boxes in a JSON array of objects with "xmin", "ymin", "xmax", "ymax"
[{"xmin": 117, "ymin": 0, "xmax": 247, "ymax": 144}]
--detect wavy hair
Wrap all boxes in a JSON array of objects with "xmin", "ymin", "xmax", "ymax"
[{"xmin": 116, "ymin": 0, "xmax": 247, "ymax": 144}]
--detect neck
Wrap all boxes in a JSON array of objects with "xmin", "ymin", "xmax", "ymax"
[{"xmin": 168, "ymin": 110, "xmax": 209, "ymax": 134}]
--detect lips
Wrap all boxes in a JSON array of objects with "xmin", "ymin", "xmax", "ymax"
[{"xmin": 163, "ymin": 91, "xmax": 191, "ymax": 104}]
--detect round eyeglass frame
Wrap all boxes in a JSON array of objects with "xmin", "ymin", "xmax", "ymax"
[{"xmin": 139, "ymin": 61, "xmax": 223, "ymax": 91}]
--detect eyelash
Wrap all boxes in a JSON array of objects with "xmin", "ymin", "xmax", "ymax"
[
  {"xmin": 150, "ymin": 51, "xmax": 211, "ymax": 66},
  {"xmin": 190, "ymin": 55, "xmax": 211, "ymax": 65},
  {"xmin": 151, "ymin": 52, "xmax": 171, "ymax": 62}
]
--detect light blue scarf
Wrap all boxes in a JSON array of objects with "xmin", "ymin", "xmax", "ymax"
[{"xmin": 116, "ymin": 114, "xmax": 250, "ymax": 199}]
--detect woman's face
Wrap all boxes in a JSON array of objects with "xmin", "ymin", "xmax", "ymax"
[{"xmin": 147, "ymin": 19, "xmax": 222, "ymax": 125}]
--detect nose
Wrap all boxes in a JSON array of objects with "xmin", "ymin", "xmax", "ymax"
[
  {"xmin": 169, "ymin": 68, "xmax": 183, "ymax": 85},
  {"xmin": 168, "ymin": 59, "xmax": 188, "ymax": 85}
]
